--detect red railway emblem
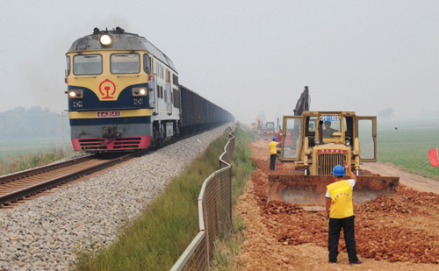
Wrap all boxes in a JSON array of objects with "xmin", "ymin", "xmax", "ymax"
[{"xmin": 99, "ymin": 79, "xmax": 116, "ymax": 99}]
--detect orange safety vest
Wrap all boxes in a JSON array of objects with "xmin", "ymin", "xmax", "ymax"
[
  {"xmin": 269, "ymin": 141, "xmax": 277, "ymax": 155},
  {"xmin": 327, "ymin": 180, "xmax": 354, "ymax": 219}
]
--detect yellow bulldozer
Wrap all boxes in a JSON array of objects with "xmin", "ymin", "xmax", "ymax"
[
  {"xmin": 251, "ymin": 122, "xmax": 257, "ymax": 132},
  {"xmin": 266, "ymin": 122, "xmax": 275, "ymax": 134},
  {"xmin": 268, "ymin": 89, "xmax": 399, "ymax": 206}
]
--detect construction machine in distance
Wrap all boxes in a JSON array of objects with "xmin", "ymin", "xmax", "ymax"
[
  {"xmin": 252, "ymin": 115, "xmax": 262, "ymax": 133},
  {"xmin": 266, "ymin": 122, "xmax": 275, "ymax": 134},
  {"xmin": 251, "ymin": 122, "xmax": 257, "ymax": 132},
  {"xmin": 258, "ymin": 123, "xmax": 267, "ymax": 135},
  {"xmin": 268, "ymin": 86, "xmax": 399, "ymax": 208}
]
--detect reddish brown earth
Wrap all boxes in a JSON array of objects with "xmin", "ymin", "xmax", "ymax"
[{"xmin": 236, "ymin": 139, "xmax": 439, "ymax": 270}]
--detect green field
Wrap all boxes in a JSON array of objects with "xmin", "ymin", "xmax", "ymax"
[
  {"xmin": 377, "ymin": 119, "xmax": 439, "ymax": 180},
  {"xmin": 0, "ymin": 138, "xmax": 71, "ymax": 161}
]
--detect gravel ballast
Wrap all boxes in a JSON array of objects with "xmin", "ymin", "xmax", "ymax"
[{"xmin": 0, "ymin": 125, "xmax": 231, "ymax": 271}]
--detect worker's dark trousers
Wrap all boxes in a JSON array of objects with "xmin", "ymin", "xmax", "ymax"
[
  {"xmin": 328, "ymin": 215, "xmax": 359, "ymax": 263},
  {"xmin": 270, "ymin": 154, "xmax": 276, "ymax": 170}
]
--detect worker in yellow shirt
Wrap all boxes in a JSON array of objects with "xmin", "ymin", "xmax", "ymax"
[
  {"xmin": 269, "ymin": 137, "xmax": 279, "ymax": 171},
  {"xmin": 325, "ymin": 161, "xmax": 362, "ymax": 265}
]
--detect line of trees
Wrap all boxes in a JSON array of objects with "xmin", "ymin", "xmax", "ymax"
[
  {"xmin": 0, "ymin": 107, "xmax": 70, "ymax": 139},
  {"xmin": 378, "ymin": 108, "xmax": 395, "ymax": 120}
]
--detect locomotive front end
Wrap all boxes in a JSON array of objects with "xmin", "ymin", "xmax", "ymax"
[{"xmin": 65, "ymin": 28, "xmax": 154, "ymax": 152}]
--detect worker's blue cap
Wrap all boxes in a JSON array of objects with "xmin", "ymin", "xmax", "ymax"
[
  {"xmin": 273, "ymin": 137, "xmax": 277, "ymax": 141},
  {"xmin": 332, "ymin": 165, "xmax": 345, "ymax": 176}
]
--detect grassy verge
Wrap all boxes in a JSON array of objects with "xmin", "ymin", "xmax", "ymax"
[
  {"xmin": 210, "ymin": 126, "xmax": 255, "ymax": 271},
  {"xmin": 74, "ymin": 130, "xmax": 231, "ymax": 271},
  {"xmin": 378, "ymin": 128, "xmax": 439, "ymax": 180},
  {"xmin": 0, "ymin": 147, "xmax": 74, "ymax": 175}
]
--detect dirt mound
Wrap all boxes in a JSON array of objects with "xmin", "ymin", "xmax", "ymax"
[
  {"xmin": 250, "ymin": 141, "xmax": 439, "ymax": 264},
  {"xmin": 354, "ymin": 195, "xmax": 413, "ymax": 213}
]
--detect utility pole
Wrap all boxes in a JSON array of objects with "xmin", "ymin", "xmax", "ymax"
[{"xmin": 61, "ymin": 111, "xmax": 66, "ymax": 156}]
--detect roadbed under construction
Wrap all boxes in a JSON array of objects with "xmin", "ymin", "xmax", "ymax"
[{"xmin": 236, "ymin": 139, "xmax": 439, "ymax": 270}]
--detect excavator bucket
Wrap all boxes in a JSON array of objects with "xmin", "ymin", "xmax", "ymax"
[{"xmin": 268, "ymin": 175, "xmax": 399, "ymax": 205}]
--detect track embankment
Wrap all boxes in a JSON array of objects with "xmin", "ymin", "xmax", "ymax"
[
  {"xmin": 0, "ymin": 125, "xmax": 230, "ymax": 271},
  {"xmin": 236, "ymin": 139, "xmax": 439, "ymax": 270}
]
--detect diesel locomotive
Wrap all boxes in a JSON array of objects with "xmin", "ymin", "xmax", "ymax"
[{"xmin": 65, "ymin": 27, "xmax": 234, "ymax": 152}]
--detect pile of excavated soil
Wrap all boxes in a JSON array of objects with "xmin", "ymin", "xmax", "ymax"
[{"xmin": 237, "ymin": 139, "xmax": 439, "ymax": 270}]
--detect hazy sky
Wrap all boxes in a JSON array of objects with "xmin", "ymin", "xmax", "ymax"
[{"xmin": 1, "ymin": 0, "xmax": 438, "ymax": 125}]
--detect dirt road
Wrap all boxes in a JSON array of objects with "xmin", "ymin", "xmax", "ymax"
[
  {"xmin": 362, "ymin": 162, "xmax": 439, "ymax": 194},
  {"xmin": 236, "ymin": 139, "xmax": 439, "ymax": 270}
]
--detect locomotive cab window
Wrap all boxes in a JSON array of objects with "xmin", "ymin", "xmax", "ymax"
[
  {"xmin": 73, "ymin": 54, "xmax": 102, "ymax": 75},
  {"xmin": 66, "ymin": 56, "xmax": 71, "ymax": 76},
  {"xmin": 143, "ymin": 54, "xmax": 151, "ymax": 74},
  {"xmin": 111, "ymin": 53, "xmax": 140, "ymax": 74}
]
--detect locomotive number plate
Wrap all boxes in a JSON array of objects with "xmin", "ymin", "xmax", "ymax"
[{"xmin": 96, "ymin": 111, "xmax": 121, "ymax": 118}]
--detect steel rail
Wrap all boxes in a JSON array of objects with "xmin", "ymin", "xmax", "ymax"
[
  {"xmin": 0, "ymin": 155, "xmax": 93, "ymax": 185},
  {"xmin": 0, "ymin": 154, "xmax": 132, "ymax": 207}
]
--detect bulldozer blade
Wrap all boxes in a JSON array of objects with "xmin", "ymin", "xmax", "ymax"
[{"xmin": 268, "ymin": 175, "xmax": 399, "ymax": 205}]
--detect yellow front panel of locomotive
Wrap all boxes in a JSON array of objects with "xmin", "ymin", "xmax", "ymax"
[{"xmin": 67, "ymin": 51, "xmax": 148, "ymax": 101}]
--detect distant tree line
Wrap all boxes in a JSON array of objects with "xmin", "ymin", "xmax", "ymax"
[
  {"xmin": 0, "ymin": 107, "xmax": 70, "ymax": 139},
  {"xmin": 378, "ymin": 108, "xmax": 395, "ymax": 120}
]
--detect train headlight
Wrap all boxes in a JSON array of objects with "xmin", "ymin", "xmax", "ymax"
[
  {"xmin": 68, "ymin": 89, "xmax": 83, "ymax": 99},
  {"xmin": 132, "ymin": 87, "xmax": 147, "ymax": 97},
  {"xmin": 100, "ymin": 34, "xmax": 112, "ymax": 46}
]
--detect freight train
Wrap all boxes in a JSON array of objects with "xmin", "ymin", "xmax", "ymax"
[{"xmin": 65, "ymin": 27, "xmax": 234, "ymax": 152}]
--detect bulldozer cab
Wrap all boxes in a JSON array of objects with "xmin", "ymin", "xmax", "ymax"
[
  {"xmin": 280, "ymin": 112, "xmax": 377, "ymax": 164},
  {"xmin": 270, "ymin": 111, "xmax": 397, "ymax": 206},
  {"xmin": 266, "ymin": 122, "xmax": 275, "ymax": 133}
]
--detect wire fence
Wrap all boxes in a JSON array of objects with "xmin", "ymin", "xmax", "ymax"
[{"xmin": 171, "ymin": 124, "xmax": 237, "ymax": 271}]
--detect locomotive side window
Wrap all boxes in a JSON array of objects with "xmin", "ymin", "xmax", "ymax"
[
  {"xmin": 173, "ymin": 89, "xmax": 180, "ymax": 108},
  {"xmin": 111, "ymin": 53, "xmax": 140, "ymax": 74},
  {"xmin": 158, "ymin": 86, "xmax": 163, "ymax": 99},
  {"xmin": 143, "ymin": 54, "xmax": 150, "ymax": 74},
  {"xmin": 73, "ymin": 55, "xmax": 102, "ymax": 75},
  {"xmin": 66, "ymin": 56, "xmax": 71, "ymax": 76},
  {"xmin": 166, "ymin": 69, "xmax": 170, "ymax": 83}
]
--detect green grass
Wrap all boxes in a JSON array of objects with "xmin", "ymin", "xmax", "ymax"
[
  {"xmin": 74, "ymin": 130, "xmax": 230, "ymax": 271},
  {"xmin": 377, "ymin": 123, "xmax": 439, "ymax": 180},
  {"xmin": 211, "ymin": 126, "xmax": 256, "ymax": 271},
  {"xmin": 0, "ymin": 147, "xmax": 74, "ymax": 175},
  {"xmin": 0, "ymin": 137, "xmax": 69, "ymax": 162}
]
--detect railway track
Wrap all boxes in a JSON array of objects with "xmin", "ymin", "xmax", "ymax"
[
  {"xmin": 0, "ymin": 153, "xmax": 132, "ymax": 208},
  {"xmin": 0, "ymin": 125, "xmax": 232, "ymax": 209}
]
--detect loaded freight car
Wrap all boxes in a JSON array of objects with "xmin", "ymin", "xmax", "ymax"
[
  {"xmin": 65, "ymin": 27, "xmax": 234, "ymax": 152},
  {"xmin": 179, "ymin": 85, "xmax": 234, "ymax": 136}
]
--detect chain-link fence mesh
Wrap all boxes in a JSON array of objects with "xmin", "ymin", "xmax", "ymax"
[{"xmin": 171, "ymin": 125, "xmax": 237, "ymax": 271}]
